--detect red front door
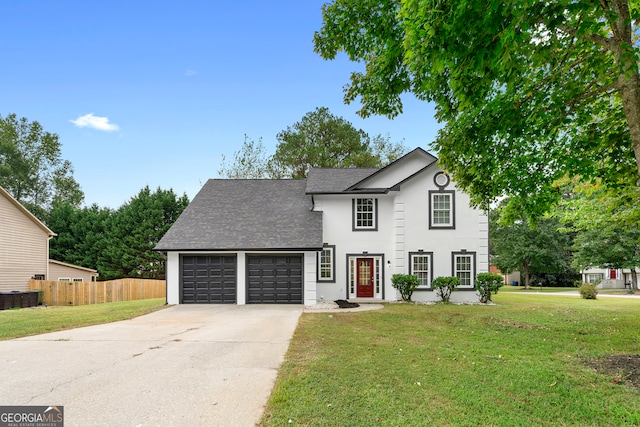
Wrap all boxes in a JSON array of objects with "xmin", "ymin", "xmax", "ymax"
[{"xmin": 356, "ymin": 258, "xmax": 374, "ymax": 298}]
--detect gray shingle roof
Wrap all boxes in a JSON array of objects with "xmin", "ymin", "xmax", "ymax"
[
  {"xmin": 305, "ymin": 168, "xmax": 380, "ymax": 194},
  {"xmin": 155, "ymin": 179, "xmax": 322, "ymax": 251}
]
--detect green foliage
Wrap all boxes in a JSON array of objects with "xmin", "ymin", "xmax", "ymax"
[
  {"xmin": 47, "ymin": 186, "xmax": 188, "ymax": 280},
  {"xmin": 0, "ymin": 113, "xmax": 83, "ymax": 219},
  {"xmin": 555, "ymin": 179, "xmax": 640, "ymax": 291},
  {"xmin": 46, "ymin": 202, "xmax": 112, "ymax": 272},
  {"xmin": 218, "ymin": 135, "xmax": 279, "ymax": 179},
  {"xmin": 391, "ymin": 274, "xmax": 420, "ymax": 301},
  {"xmin": 578, "ymin": 283, "xmax": 599, "ymax": 300},
  {"xmin": 98, "ymin": 186, "xmax": 189, "ymax": 280},
  {"xmin": 431, "ymin": 276, "xmax": 460, "ymax": 302},
  {"xmin": 218, "ymin": 107, "xmax": 407, "ymax": 179},
  {"xmin": 491, "ymin": 200, "xmax": 574, "ymax": 288},
  {"xmin": 314, "ymin": 1, "xmax": 640, "ymax": 220},
  {"xmin": 475, "ymin": 272, "xmax": 504, "ymax": 303}
]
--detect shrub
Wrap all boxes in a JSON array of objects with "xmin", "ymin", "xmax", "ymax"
[
  {"xmin": 432, "ymin": 276, "xmax": 460, "ymax": 302},
  {"xmin": 475, "ymin": 272, "xmax": 504, "ymax": 303},
  {"xmin": 391, "ymin": 274, "xmax": 420, "ymax": 301},
  {"xmin": 579, "ymin": 283, "xmax": 598, "ymax": 299}
]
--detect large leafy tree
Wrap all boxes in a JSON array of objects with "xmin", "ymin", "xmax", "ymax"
[
  {"xmin": 572, "ymin": 228, "xmax": 640, "ymax": 290},
  {"xmin": 271, "ymin": 107, "xmax": 405, "ymax": 178},
  {"xmin": 314, "ymin": 1, "xmax": 640, "ymax": 218},
  {"xmin": 557, "ymin": 179, "xmax": 640, "ymax": 290},
  {"xmin": 0, "ymin": 114, "xmax": 83, "ymax": 219},
  {"xmin": 491, "ymin": 202, "xmax": 573, "ymax": 288}
]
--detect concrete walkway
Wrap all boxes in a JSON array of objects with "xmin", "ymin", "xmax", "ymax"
[{"xmin": 0, "ymin": 304, "xmax": 303, "ymax": 427}]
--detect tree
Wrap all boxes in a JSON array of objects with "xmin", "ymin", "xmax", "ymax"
[
  {"xmin": 491, "ymin": 203, "xmax": 573, "ymax": 288},
  {"xmin": 218, "ymin": 135, "xmax": 278, "ymax": 179},
  {"xmin": 572, "ymin": 228, "xmax": 640, "ymax": 290},
  {"xmin": 0, "ymin": 114, "xmax": 83, "ymax": 218},
  {"xmin": 218, "ymin": 107, "xmax": 407, "ymax": 179},
  {"xmin": 98, "ymin": 187, "xmax": 189, "ymax": 280},
  {"xmin": 557, "ymin": 179, "xmax": 640, "ymax": 290},
  {"xmin": 314, "ymin": 1, "xmax": 640, "ymax": 218},
  {"xmin": 46, "ymin": 202, "xmax": 113, "ymax": 272}
]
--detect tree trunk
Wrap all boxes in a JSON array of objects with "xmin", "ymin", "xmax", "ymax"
[
  {"xmin": 522, "ymin": 261, "xmax": 530, "ymax": 289},
  {"xmin": 632, "ymin": 269, "xmax": 638, "ymax": 292},
  {"xmin": 610, "ymin": 0, "xmax": 640, "ymax": 184},
  {"xmin": 617, "ymin": 72, "xmax": 640, "ymax": 184}
]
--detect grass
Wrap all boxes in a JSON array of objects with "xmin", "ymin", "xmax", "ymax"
[
  {"xmin": 0, "ymin": 298, "xmax": 167, "ymax": 340},
  {"xmin": 501, "ymin": 285, "xmax": 579, "ymax": 292},
  {"xmin": 261, "ymin": 293, "xmax": 640, "ymax": 426}
]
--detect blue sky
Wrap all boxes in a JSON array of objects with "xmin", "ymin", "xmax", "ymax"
[{"xmin": 2, "ymin": 1, "xmax": 441, "ymax": 208}]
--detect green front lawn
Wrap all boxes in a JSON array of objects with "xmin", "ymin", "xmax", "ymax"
[
  {"xmin": 0, "ymin": 298, "xmax": 167, "ymax": 340},
  {"xmin": 261, "ymin": 293, "xmax": 640, "ymax": 426}
]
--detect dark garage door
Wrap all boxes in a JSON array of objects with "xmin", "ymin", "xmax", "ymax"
[
  {"xmin": 181, "ymin": 255, "xmax": 237, "ymax": 303},
  {"xmin": 247, "ymin": 255, "xmax": 303, "ymax": 304}
]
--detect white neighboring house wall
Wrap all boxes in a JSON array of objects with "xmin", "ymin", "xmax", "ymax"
[
  {"xmin": 582, "ymin": 267, "xmax": 639, "ymax": 289},
  {"xmin": 314, "ymin": 166, "xmax": 488, "ymax": 304},
  {"xmin": 0, "ymin": 186, "xmax": 55, "ymax": 291}
]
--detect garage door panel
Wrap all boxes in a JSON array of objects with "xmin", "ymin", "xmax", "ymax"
[
  {"xmin": 247, "ymin": 255, "xmax": 303, "ymax": 304},
  {"xmin": 181, "ymin": 255, "xmax": 237, "ymax": 304}
]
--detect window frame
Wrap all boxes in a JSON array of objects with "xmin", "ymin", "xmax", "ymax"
[
  {"xmin": 451, "ymin": 251, "xmax": 476, "ymax": 289},
  {"xmin": 317, "ymin": 244, "xmax": 336, "ymax": 282},
  {"xmin": 429, "ymin": 190, "xmax": 455, "ymax": 229},
  {"xmin": 352, "ymin": 198, "xmax": 378, "ymax": 231},
  {"xmin": 409, "ymin": 251, "xmax": 434, "ymax": 290}
]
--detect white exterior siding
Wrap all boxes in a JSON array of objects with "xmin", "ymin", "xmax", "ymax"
[
  {"xmin": 314, "ymin": 165, "xmax": 488, "ymax": 304},
  {"xmin": 0, "ymin": 189, "xmax": 53, "ymax": 291}
]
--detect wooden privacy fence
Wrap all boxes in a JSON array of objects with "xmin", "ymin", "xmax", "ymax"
[{"xmin": 29, "ymin": 278, "xmax": 166, "ymax": 306}]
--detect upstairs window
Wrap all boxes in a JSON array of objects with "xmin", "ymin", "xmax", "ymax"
[
  {"xmin": 353, "ymin": 198, "xmax": 378, "ymax": 231},
  {"xmin": 429, "ymin": 191, "xmax": 455, "ymax": 229}
]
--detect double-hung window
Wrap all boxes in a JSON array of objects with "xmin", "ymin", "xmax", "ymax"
[
  {"xmin": 353, "ymin": 198, "xmax": 377, "ymax": 230},
  {"xmin": 429, "ymin": 191, "xmax": 455, "ymax": 229},
  {"xmin": 452, "ymin": 252, "xmax": 475, "ymax": 288},
  {"xmin": 317, "ymin": 245, "xmax": 335, "ymax": 282},
  {"xmin": 409, "ymin": 252, "xmax": 433, "ymax": 289}
]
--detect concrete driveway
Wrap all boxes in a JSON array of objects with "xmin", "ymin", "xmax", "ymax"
[{"xmin": 0, "ymin": 304, "xmax": 303, "ymax": 427}]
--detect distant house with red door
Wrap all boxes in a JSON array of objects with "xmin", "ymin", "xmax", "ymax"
[
  {"xmin": 581, "ymin": 267, "xmax": 639, "ymax": 288},
  {"xmin": 155, "ymin": 148, "xmax": 489, "ymax": 305}
]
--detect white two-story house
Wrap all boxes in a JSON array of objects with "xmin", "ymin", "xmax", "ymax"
[{"xmin": 155, "ymin": 148, "xmax": 489, "ymax": 305}]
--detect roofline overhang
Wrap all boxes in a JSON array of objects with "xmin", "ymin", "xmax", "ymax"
[
  {"xmin": 0, "ymin": 185, "xmax": 56, "ymax": 236},
  {"xmin": 153, "ymin": 246, "xmax": 325, "ymax": 252},
  {"xmin": 345, "ymin": 147, "xmax": 437, "ymax": 191}
]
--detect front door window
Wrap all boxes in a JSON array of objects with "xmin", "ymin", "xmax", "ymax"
[{"xmin": 356, "ymin": 258, "xmax": 374, "ymax": 297}]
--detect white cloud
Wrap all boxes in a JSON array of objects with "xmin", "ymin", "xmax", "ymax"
[{"xmin": 70, "ymin": 113, "xmax": 119, "ymax": 131}]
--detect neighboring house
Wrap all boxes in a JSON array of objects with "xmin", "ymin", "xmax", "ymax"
[
  {"xmin": 0, "ymin": 185, "xmax": 55, "ymax": 292},
  {"xmin": 581, "ymin": 267, "xmax": 640, "ymax": 288},
  {"xmin": 0, "ymin": 185, "xmax": 99, "ymax": 291},
  {"xmin": 155, "ymin": 148, "xmax": 489, "ymax": 305},
  {"xmin": 48, "ymin": 259, "xmax": 98, "ymax": 282},
  {"xmin": 490, "ymin": 265, "xmax": 521, "ymax": 286}
]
